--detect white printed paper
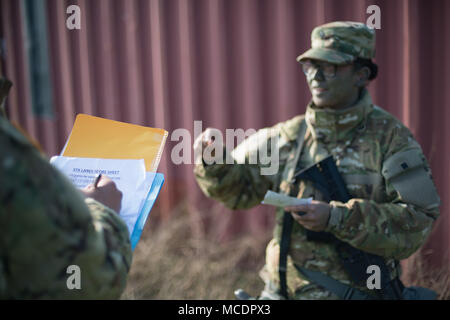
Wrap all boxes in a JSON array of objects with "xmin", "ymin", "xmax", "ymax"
[
  {"xmin": 261, "ymin": 190, "xmax": 312, "ymax": 207},
  {"xmin": 50, "ymin": 156, "xmax": 154, "ymax": 236}
]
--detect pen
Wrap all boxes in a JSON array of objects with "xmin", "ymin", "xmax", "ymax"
[{"xmin": 94, "ymin": 174, "xmax": 102, "ymax": 188}]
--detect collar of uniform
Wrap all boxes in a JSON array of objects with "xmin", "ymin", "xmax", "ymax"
[{"xmin": 305, "ymin": 89, "xmax": 373, "ymax": 142}]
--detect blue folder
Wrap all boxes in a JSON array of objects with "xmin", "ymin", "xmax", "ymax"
[{"xmin": 130, "ymin": 173, "xmax": 165, "ymax": 250}]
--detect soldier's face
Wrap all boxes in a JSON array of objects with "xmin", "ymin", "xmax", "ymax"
[{"xmin": 304, "ymin": 59, "xmax": 361, "ymax": 110}]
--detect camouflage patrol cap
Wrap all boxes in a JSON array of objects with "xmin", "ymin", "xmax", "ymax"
[{"xmin": 297, "ymin": 21, "xmax": 376, "ymax": 65}]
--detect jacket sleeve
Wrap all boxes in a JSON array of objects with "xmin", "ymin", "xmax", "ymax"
[
  {"xmin": 193, "ymin": 125, "xmax": 291, "ymax": 210},
  {"xmin": 325, "ymin": 125, "xmax": 440, "ymax": 260},
  {"xmin": 0, "ymin": 123, "xmax": 132, "ymax": 299},
  {"xmin": 194, "ymin": 162, "xmax": 274, "ymax": 210}
]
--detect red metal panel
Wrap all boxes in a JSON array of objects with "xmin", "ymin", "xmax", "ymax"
[{"xmin": 1, "ymin": 0, "xmax": 449, "ymax": 274}]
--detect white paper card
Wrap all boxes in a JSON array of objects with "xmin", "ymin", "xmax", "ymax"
[{"xmin": 261, "ymin": 190, "xmax": 312, "ymax": 207}]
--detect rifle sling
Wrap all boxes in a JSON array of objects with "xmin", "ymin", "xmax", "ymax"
[{"xmin": 278, "ymin": 119, "xmax": 307, "ymax": 299}]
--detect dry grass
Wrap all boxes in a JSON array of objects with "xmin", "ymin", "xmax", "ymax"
[
  {"xmin": 122, "ymin": 204, "xmax": 271, "ymax": 300},
  {"xmin": 122, "ymin": 204, "xmax": 450, "ymax": 300},
  {"xmin": 402, "ymin": 251, "xmax": 450, "ymax": 300}
]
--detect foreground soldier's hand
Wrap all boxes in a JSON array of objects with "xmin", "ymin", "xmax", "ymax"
[
  {"xmin": 81, "ymin": 175, "xmax": 123, "ymax": 213},
  {"xmin": 285, "ymin": 200, "xmax": 331, "ymax": 232}
]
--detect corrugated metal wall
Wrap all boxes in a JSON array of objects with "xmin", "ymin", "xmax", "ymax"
[{"xmin": 1, "ymin": 0, "xmax": 449, "ymax": 277}]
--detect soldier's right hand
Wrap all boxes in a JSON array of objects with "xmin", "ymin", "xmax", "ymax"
[
  {"xmin": 193, "ymin": 128, "xmax": 223, "ymax": 165},
  {"xmin": 81, "ymin": 175, "xmax": 123, "ymax": 213}
]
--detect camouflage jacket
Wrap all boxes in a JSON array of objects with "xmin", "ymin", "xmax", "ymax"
[
  {"xmin": 0, "ymin": 116, "xmax": 132, "ymax": 299},
  {"xmin": 194, "ymin": 89, "xmax": 440, "ymax": 299}
]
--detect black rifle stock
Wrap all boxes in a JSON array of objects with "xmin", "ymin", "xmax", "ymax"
[
  {"xmin": 290, "ymin": 155, "xmax": 395, "ymax": 292},
  {"xmin": 291, "ymin": 155, "xmax": 351, "ymax": 242}
]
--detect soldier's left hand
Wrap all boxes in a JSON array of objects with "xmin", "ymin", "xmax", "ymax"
[{"xmin": 285, "ymin": 200, "xmax": 331, "ymax": 232}]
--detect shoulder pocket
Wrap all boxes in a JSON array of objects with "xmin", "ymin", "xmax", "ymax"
[{"xmin": 382, "ymin": 149, "xmax": 440, "ymax": 210}]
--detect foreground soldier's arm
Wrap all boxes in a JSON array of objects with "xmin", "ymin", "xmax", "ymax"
[
  {"xmin": 193, "ymin": 120, "xmax": 299, "ymax": 210},
  {"xmin": 0, "ymin": 118, "xmax": 132, "ymax": 299},
  {"xmin": 325, "ymin": 124, "xmax": 440, "ymax": 260}
]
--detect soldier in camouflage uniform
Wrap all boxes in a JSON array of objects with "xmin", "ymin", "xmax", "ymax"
[
  {"xmin": 0, "ymin": 78, "xmax": 132, "ymax": 299},
  {"xmin": 193, "ymin": 22, "xmax": 440, "ymax": 299}
]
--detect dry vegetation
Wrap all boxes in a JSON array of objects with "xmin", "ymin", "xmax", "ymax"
[
  {"xmin": 402, "ymin": 251, "xmax": 450, "ymax": 300},
  {"xmin": 122, "ymin": 204, "xmax": 271, "ymax": 300},
  {"xmin": 122, "ymin": 204, "xmax": 450, "ymax": 300}
]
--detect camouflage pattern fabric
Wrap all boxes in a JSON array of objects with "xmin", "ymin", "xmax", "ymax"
[
  {"xmin": 297, "ymin": 21, "xmax": 376, "ymax": 65},
  {"xmin": 0, "ymin": 116, "xmax": 132, "ymax": 299},
  {"xmin": 194, "ymin": 89, "xmax": 440, "ymax": 299}
]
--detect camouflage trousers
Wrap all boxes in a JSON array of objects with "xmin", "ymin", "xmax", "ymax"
[{"xmin": 258, "ymin": 266, "xmax": 340, "ymax": 300}]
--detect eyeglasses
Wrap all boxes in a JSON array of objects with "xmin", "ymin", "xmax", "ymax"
[{"xmin": 300, "ymin": 60, "xmax": 338, "ymax": 79}]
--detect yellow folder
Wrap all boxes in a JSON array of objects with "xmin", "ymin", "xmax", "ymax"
[{"xmin": 62, "ymin": 114, "xmax": 168, "ymax": 172}]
